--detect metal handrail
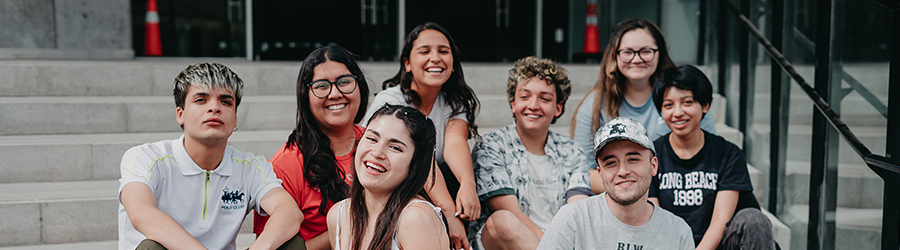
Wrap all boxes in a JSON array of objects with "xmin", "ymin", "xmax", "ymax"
[
  {"xmin": 791, "ymin": 28, "xmax": 890, "ymax": 118},
  {"xmin": 722, "ymin": 0, "xmax": 900, "ymax": 174}
]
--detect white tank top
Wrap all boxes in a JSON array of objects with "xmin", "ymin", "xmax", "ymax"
[{"xmin": 333, "ymin": 199, "xmax": 446, "ymax": 250}]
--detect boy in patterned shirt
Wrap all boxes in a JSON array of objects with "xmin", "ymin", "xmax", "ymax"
[{"xmin": 469, "ymin": 57, "xmax": 592, "ymax": 250}]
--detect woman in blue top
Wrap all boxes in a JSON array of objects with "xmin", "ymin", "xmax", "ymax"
[{"xmin": 570, "ymin": 18, "xmax": 716, "ymax": 194}]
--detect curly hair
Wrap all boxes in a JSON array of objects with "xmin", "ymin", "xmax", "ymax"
[{"xmin": 506, "ymin": 56, "xmax": 571, "ymax": 124}]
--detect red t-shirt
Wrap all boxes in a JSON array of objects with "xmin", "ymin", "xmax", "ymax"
[{"xmin": 253, "ymin": 125, "xmax": 364, "ymax": 240}]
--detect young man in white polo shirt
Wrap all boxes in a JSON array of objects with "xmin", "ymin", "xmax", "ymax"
[{"xmin": 118, "ymin": 63, "xmax": 303, "ymax": 250}]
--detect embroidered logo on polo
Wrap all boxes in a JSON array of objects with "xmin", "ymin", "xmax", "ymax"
[{"xmin": 220, "ymin": 187, "xmax": 246, "ymax": 210}]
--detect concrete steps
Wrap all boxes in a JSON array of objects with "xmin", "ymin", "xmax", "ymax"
[
  {"xmin": 0, "ymin": 240, "xmax": 117, "ymax": 250},
  {"xmin": 0, "ymin": 92, "xmax": 591, "ymax": 135},
  {"xmin": 782, "ymin": 205, "xmax": 882, "ymax": 250},
  {"xmin": 747, "ymin": 121, "xmax": 886, "ymax": 250},
  {"xmin": 0, "ymin": 60, "xmax": 604, "ymax": 248},
  {"xmin": 0, "ymin": 130, "xmax": 291, "ymax": 184},
  {"xmin": 784, "ymin": 160, "xmax": 883, "ymax": 209},
  {"xmin": 0, "ymin": 233, "xmax": 256, "ymax": 250},
  {"xmin": 747, "ymin": 119, "xmax": 886, "ymax": 249},
  {"xmin": 750, "ymin": 64, "xmax": 890, "ymax": 95},
  {"xmin": 750, "ymin": 123, "xmax": 887, "ymax": 165},
  {"xmin": 752, "ymin": 93, "xmax": 887, "ymax": 126},
  {"xmin": 0, "ymin": 96, "xmax": 296, "ymax": 135},
  {"xmin": 0, "ymin": 59, "xmax": 828, "ymax": 249},
  {"xmin": 0, "ymin": 180, "xmax": 117, "ymax": 246},
  {"xmin": 0, "ymin": 179, "xmax": 257, "ymax": 247},
  {"xmin": 0, "ymin": 61, "xmax": 599, "ymax": 98},
  {"xmin": 0, "ymin": 61, "xmax": 298, "ymax": 97}
]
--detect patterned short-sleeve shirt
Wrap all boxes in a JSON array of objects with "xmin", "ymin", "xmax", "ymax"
[{"xmin": 469, "ymin": 125, "xmax": 591, "ymax": 237}]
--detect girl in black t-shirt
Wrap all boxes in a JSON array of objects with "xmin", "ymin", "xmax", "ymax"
[{"xmin": 647, "ymin": 65, "xmax": 775, "ymax": 250}]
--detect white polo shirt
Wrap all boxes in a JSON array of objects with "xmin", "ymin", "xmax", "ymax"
[{"xmin": 117, "ymin": 135, "xmax": 282, "ymax": 250}]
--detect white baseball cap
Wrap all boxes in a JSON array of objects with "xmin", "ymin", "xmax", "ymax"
[{"xmin": 592, "ymin": 117, "xmax": 656, "ymax": 159}]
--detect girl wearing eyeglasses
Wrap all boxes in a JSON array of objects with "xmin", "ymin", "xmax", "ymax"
[
  {"xmin": 361, "ymin": 22, "xmax": 479, "ymax": 250},
  {"xmin": 253, "ymin": 43, "xmax": 370, "ymax": 250},
  {"xmin": 570, "ymin": 18, "xmax": 717, "ymax": 194}
]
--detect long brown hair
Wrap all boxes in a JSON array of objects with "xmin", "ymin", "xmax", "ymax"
[
  {"xmin": 349, "ymin": 104, "xmax": 437, "ymax": 250},
  {"xmin": 383, "ymin": 22, "xmax": 480, "ymax": 139},
  {"xmin": 570, "ymin": 18, "xmax": 676, "ymax": 137}
]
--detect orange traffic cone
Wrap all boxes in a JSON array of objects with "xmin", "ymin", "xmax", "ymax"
[
  {"xmin": 583, "ymin": 0, "xmax": 600, "ymax": 54},
  {"xmin": 144, "ymin": 0, "xmax": 162, "ymax": 56}
]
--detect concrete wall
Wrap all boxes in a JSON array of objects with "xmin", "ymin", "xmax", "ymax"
[{"xmin": 0, "ymin": 0, "xmax": 133, "ymax": 59}]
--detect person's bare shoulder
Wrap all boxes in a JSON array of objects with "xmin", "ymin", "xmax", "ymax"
[{"xmin": 397, "ymin": 202, "xmax": 449, "ymax": 249}]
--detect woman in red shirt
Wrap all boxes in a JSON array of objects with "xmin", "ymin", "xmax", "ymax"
[{"xmin": 254, "ymin": 43, "xmax": 370, "ymax": 250}]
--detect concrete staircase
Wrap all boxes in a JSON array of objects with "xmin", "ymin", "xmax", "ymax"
[
  {"xmin": 0, "ymin": 60, "xmax": 793, "ymax": 249},
  {"xmin": 743, "ymin": 64, "xmax": 889, "ymax": 250},
  {"xmin": 0, "ymin": 60, "xmax": 601, "ymax": 248},
  {"xmin": 0, "ymin": 60, "xmax": 308, "ymax": 248}
]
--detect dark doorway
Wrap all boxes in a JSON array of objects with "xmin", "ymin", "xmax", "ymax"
[
  {"xmin": 541, "ymin": 0, "xmax": 569, "ymax": 62},
  {"xmin": 131, "ymin": 0, "xmax": 246, "ymax": 57},
  {"xmin": 406, "ymin": 0, "xmax": 536, "ymax": 62},
  {"xmin": 253, "ymin": 0, "xmax": 397, "ymax": 61}
]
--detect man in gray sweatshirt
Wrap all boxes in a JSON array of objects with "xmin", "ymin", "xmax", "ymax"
[{"xmin": 537, "ymin": 117, "xmax": 693, "ymax": 250}]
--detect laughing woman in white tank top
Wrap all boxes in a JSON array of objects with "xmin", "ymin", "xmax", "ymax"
[{"xmin": 327, "ymin": 104, "xmax": 450, "ymax": 250}]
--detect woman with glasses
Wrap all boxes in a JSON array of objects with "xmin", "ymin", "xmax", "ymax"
[
  {"xmin": 254, "ymin": 43, "xmax": 370, "ymax": 250},
  {"xmin": 361, "ymin": 22, "xmax": 479, "ymax": 250},
  {"xmin": 570, "ymin": 18, "xmax": 716, "ymax": 194}
]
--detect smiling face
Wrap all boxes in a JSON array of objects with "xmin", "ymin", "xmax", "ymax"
[
  {"xmin": 308, "ymin": 60, "xmax": 362, "ymax": 133},
  {"xmin": 511, "ymin": 76, "xmax": 562, "ymax": 136},
  {"xmin": 355, "ymin": 115, "xmax": 415, "ymax": 194},
  {"xmin": 404, "ymin": 29, "xmax": 454, "ymax": 91},
  {"xmin": 616, "ymin": 28, "xmax": 659, "ymax": 83},
  {"xmin": 660, "ymin": 86, "xmax": 709, "ymax": 139},
  {"xmin": 176, "ymin": 85, "xmax": 238, "ymax": 146},
  {"xmin": 596, "ymin": 139, "xmax": 657, "ymax": 206}
]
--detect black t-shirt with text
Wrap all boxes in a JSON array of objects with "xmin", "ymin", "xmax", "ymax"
[{"xmin": 649, "ymin": 131, "xmax": 759, "ymax": 245}]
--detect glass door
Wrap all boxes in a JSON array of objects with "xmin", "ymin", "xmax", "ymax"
[
  {"xmin": 406, "ymin": 0, "xmax": 535, "ymax": 62},
  {"xmin": 252, "ymin": 0, "xmax": 396, "ymax": 61},
  {"xmin": 131, "ymin": 0, "xmax": 247, "ymax": 57}
]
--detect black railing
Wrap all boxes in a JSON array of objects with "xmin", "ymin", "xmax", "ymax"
[
  {"xmin": 720, "ymin": 0, "xmax": 900, "ymax": 249},
  {"xmin": 791, "ymin": 28, "xmax": 890, "ymax": 118}
]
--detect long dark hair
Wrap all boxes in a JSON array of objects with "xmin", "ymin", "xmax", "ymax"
[
  {"xmin": 349, "ymin": 104, "xmax": 437, "ymax": 250},
  {"xmin": 288, "ymin": 43, "xmax": 370, "ymax": 215},
  {"xmin": 383, "ymin": 22, "xmax": 480, "ymax": 139},
  {"xmin": 570, "ymin": 18, "xmax": 676, "ymax": 137}
]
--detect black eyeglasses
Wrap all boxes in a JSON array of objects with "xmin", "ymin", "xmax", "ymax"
[
  {"xmin": 308, "ymin": 75, "xmax": 358, "ymax": 98},
  {"xmin": 617, "ymin": 48, "xmax": 659, "ymax": 63}
]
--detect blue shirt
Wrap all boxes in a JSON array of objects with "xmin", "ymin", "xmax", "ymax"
[{"xmin": 572, "ymin": 92, "xmax": 717, "ymax": 168}]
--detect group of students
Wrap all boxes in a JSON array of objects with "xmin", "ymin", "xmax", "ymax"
[{"xmin": 116, "ymin": 19, "xmax": 775, "ymax": 250}]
